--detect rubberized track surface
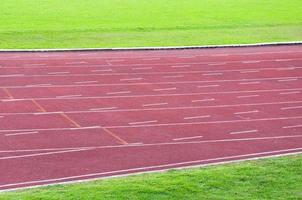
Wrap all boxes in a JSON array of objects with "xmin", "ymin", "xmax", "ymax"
[{"xmin": 1, "ymin": 45, "xmax": 302, "ymax": 191}]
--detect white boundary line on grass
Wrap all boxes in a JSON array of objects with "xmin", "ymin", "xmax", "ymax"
[
  {"xmin": 0, "ymin": 150, "xmax": 301, "ymax": 193},
  {"xmin": 0, "ymin": 41, "xmax": 301, "ymax": 52}
]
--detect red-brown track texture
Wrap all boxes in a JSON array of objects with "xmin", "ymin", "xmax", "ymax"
[{"xmin": 0, "ymin": 45, "xmax": 302, "ymax": 191}]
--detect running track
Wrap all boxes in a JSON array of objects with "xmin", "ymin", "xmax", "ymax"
[{"xmin": 1, "ymin": 45, "xmax": 302, "ymax": 191}]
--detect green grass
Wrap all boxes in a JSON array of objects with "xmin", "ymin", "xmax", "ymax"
[
  {"xmin": 1, "ymin": 155, "xmax": 302, "ymax": 200},
  {"xmin": 0, "ymin": 0, "xmax": 301, "ymax": 49}
]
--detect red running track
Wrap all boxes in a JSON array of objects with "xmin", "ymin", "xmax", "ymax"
[{"xmin": 1, "ymin": 45, "xmax": 302, "ymax": 191}]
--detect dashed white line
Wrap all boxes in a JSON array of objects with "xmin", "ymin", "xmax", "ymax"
[
  {"xmin": 171, "ymin": 65, "xmax": 190, "ymax": 68},
  {"xmin": 107, "ymin": 91, "xmax": 131, "ymax": 95},
  {"xmin": 75, "ymin": 81, "xmax": 98, "ymax": 84},
  {"xmin": 5, "ymin": 131, "xmax": 38, "ymax": 137},
  {"xmin": 173, "ymin": 135, "xmax": 203, "ymax": 141},
  {"xmin": 239, "ymin": 82, "xmax": 260, "ymax": 85},
  {"xmin": 142, "ymin": 103, "xmax": 168, "ymax": 107},
  {"xmin": 275, "ymin": 59, "xmax": 294, "ymax": 62},
  {"xmin": 132, "ymin": 67, "xmax": 153, "ymax": 70},
  {"xmin": 240, "ymin": 70, "xmax": 260, "ymax": 73},
  {"xmin": 279, "ymin": 91, "xmax": 301, "ymax": 95},
  {"xmin": 26, "ymin": 84, "xmax": 53, "ymax": 87},
  {"xmin": 230, "ymin": 130, "xmax": 258, "ymax": 134},
  {"xmin": 278, "ymin": 79, "xmax": 298, "ymax": 82},
  {"xmin": 66, "ymin": 61, "xmax": 87, "ymax": 64},
  {"xmin": 153, "ymin": 87, "xmax": 177, "ymax": 92},
  {"xmin": 197, "ymin": 85, "xmax": 219, "ymax": 88},
  {"xmin": 234, "ymin": 110, "xmax": 259, "ymax": 115},
  {"xmin": 120, "ymin": 78, "xmax": 143, "ymax": 81},
  {"xmin": 129, "ymin": 120, "xmax": 158, "ymax": 125},
  {"xmin": 283, "ymin": 124, "xmax": 302, "ymax": 129},
  {"xmin": 242, "ymin": 61, "xmax": 260, "ymax": 64},
  {"xmin": 208, "ymin": 63, "xmax": 226, "ymax": 66},
  {"xmin": 184, "ymin": 115, "xmax": 210, "ymax": 120},
  {"xmin": 281, "ymin": 106, "xmax": 302, "ymax": 110},
  {"xmin": 191, "ymin": 98, "xmax": 215, "ymax": 102},
  {"xmin": 48, "ymin": 72, "xmax": 70, "ymax": 75},
  {"xmin": 56, "ymin": 94, "xmax": 82, "ymax": 98},
  {"xmin": 89, "ymin": 107, "xmax": 117, "ymax": 111},
  {"xmin": 237, "ymin": 95, "xmax": 259, "ymax": 99},
  {"xmin": 91, "ymin": 69, "xmax": 113, "ymax": 72},
  {"xmin": 163, "ymin": 75, "xmax": 184, "ymax": 78},
  {"xmin": 203, "ymin": 73, "xmax": 223, "ymax": 76}
]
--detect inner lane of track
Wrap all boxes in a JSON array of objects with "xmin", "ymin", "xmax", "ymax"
[{"xmin": 0, "ymin": 45, "xmax": 302, "ymax": 191}]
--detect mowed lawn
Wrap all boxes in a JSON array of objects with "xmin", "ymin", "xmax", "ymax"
[
  {"xmin": 1, "ymin": 155, "xmax": 302, "ymax": 200},
  {"xmin": 0, "ymin": 0, "xmax": 301, "ymax": 49}
]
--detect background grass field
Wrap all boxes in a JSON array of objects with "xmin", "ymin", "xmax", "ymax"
[
  {"xmin": 1, "ymin": 155, "xmax": 301, "ymax": 200},
  {"xmin": 0, "ymin": 0, "xmax": 301, "ymax": 49}
]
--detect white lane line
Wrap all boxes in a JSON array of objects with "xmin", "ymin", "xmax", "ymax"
[
  {"xmin": 26, "ymin": 84, "xmax": 53, "ymax": 87},
  {"xmin": 283, "ymin": 124, "xmax": 302, "ymax": 129},
  {"xmin": 276, "ymin": 67, "xmax": 296, "ymax": 71},
  {"xmin": 107, "ymin": 59, "xmax": 124, "ymax": 62},
  {"xmin": 1, "ymin": 74, "xmax": 24, "ymax": 77},
  {"xmin": 203, "ymin": 73, "xmax": 223, "ymax": 76},
  {"xmin": 0, "ymin": 126, "xmax": 102, "ymax": 133},
  {"xmin": 237, "ymin": 95, "xmax": 259, "ymax": 99},
  {"xmin": 5, "ymin": 131, "xmax": 38, "ymax": 136},
  {"xmin": 281, "ymin": 106, "xmax": 302, "ymax": 110},
  {"xmin": 211, "ymin": 54, "xmax": 229, "ymax": 57},
  {"xmin": 192, "ymin": 98, "xmax": 215, "ymax": 102},
  {"xmin": 56, "ymin": 94, "xmax": 82, "ymax": 98},
  {"xmin": 48, "ymin": 72, "xmax": 70, "ymax": 75},
  {"xmin": 107, "ymin": 91, "xmax": 131, "ymax": 95},
  {"xmin": 1, "ymin": 145, "xmax": 301, "ymax": 188},
  {"xmin": 275, "ymin": 59, "xmax": 294, "ymax": 62},
  {"xmin": 129, "ymin": 120, "xmax": 158, "ymax": 125},
  {"xmin": 132, "ymin": 67, "xmax": 153, "ymax": 70},
  {"xmin": 184, "ymin": 115, "xmax": 210, "ymax": 120},
  {"xmin": 141, "ymin": 58, "xmax": 160, "ymax": 61},
  {"xmin": 279, "ymin": 91, "xmax": 301, "ymax": 95},
  {"xmin": 89, "ymin": 107, "xmax": 117, "ymax": 111},
  {"xmin": 173, "ymin": 136, "xmax": 203, "ymax": 141},
  {"xmin": 240, "ymin": 70, "xmax": 259, "ymax": 73},
  {"xmin": 278, "ymin": 78, "xmax": 298, "ymax": 82},
  {"xmin": 34, "ymin": 112, "xmax": 63, "ymax": 115},
  {"xmin": 66, "ymin": 61, "xmax": 87, "ymax": 64},
  {"xmin": 153, "ymin": 87, "xmax": 176, "ymax": 92},
  {"xmin": 242, "ymin": 61, "xmax": 260, "ymax": 64},
  {"xmin": 75, "ymin": 81, "xmax": 98, "ymax": 84},
  {"xmin": 208, "ymin": 63, "xmax": 226, "ymax": 66},
  {"xmin": 239, "ymin": 82, "xmax": 260, "ymax": 85},
  {"xmin": 163, "ymin": 75, "xmax": 184, "ymax": 78},
  {"xmin": 91, "ymin": 69, "xmax": 113, "ymax": 72},
  {"xmin": 171, "ymin": 65, "xmax": 190, "ymax": 68},
  {"xmin": 234, "ymin": 110, "xmax": 259, "ymax": 115},
  {"xmin": 120, "ymin": 78, "xmax": 143, "ymax": 81},
  {"xmin": 197, "ymin": 85, "xmax": 219, "ymax": 88},
  {"xmin": 142, "ymin": 103, "xmax": 168, "ymax": 107},
  {"xmin": 230, "ymin": 130, "xmax": 258, "ymax": 134},
  {"xmin": 24, "ymin": 63, "xmax": 46, "ymax": 66}
]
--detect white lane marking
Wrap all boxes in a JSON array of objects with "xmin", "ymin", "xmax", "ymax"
[
  {"xmin": 129, "ymin": 120, "xmax": 158, "ymax": 125},
  {"xmin": 203, "ymin": 73, "xmax": 223, "ymax": 76},
  {"xmin": 239, "ymin": 82, "xmax": 260, "ymax": 85},
  {"xmin": 5, "ymin": 131, "xmax": 38, "ymax": 136},
  {"xmin": 276, "ymin": 67, "xmax": 296, "ymax": 71},
  {"xmin": 184, "ymin": 115, "xmax": 210, "ymax": 120},
  {"xmin": 56, "ymin": 94, "xmax": 82, "ymax": 98},
  {"xmin": 234, "ymin": 110, "xmax": 259, "ymax": 115},
  {"xmin": 230, "ymin": 130, "xmax": 258, "ymax": 134},
  {"xmin": 191, "ymin": 98, "xmax": 215, "ymax": 102},
  {"xmin": 107, "ymin": 59, "xmax": 124, "ymax": 62},
  {"xmin": 283, "ymin": 124, "xmax": 302, "ymax": 129},
  {"xmin": 153, "ymin": 87, "xmax": 176, "ymax": 92},
  {"xmin": 1, "ymin": 146, "xmax": 302, "ymax": 189},
  {"xmin": 0, "ymin": 116, "xmax": 3, "ymax": 118},
  {"xmin": 0, "ymin": 126, "xmax": 102, "ymax": 133},
  {"xmin": 26, "ymin": 84, "xmax": 52, "ymax": 87},
  {"xmin": 2, "ymin": 88, "xmax": 302, "ymax": 102},
  {"xmin": 66, "ymin": 61, "xmax": 87, "ymax": 64},
  {"xmin": 120, "ymin": 78, "xmax": 143, "ymax": 81},
  {"xmin": 75, "ymin": 81, "xmax": 98, "ymax": 84},
  {"xmin": 211, "ymin": 54, "xmax": 229, "ymax": 57},
  {"xmin": 107, "ymin": 91, "xmax": 131, "ymax": 95},
  {"xmin": 171, "ymin": 65, "xmax": 190, "ymax": 68},
  {"xmin": 240, "ymin": 70, "xmax": 259, "ymax": 73},
  {"xmin": 275, "ymin": 59, "xmax": 294, "ymax": 62},
  {"xmin": 208, "ymin": 63, "xmax": 226, "ymax": 66},
  {"xmin": 278, "ymin": 78, "xmax": 298, "ymax": 82},
  {"xmin": 104, "ymin": 116, "xmax": 302, "ymax": 129},
  {"xmin": 242, "ymin": 61, "xmax": 260, "ymax": 64},
  {"xmin": 142, "ymin": 103, "xmax": 168, "ymax": 107},
  {"xmin": 91, "ymin": 69, "xmax": 113, "ymax": 72},
  {"xmin": 48, "ymin": 72, "xmax": 70, "ymax": 75},
  {"xmin": 197, "ymin": 85, "xmax": 219, "ymax": 88},
  {"xmin": 89, "ymin": 107, "xmax": 117, "ymax": 111},
  {"xmin": 141, "ymin": 58, "xmax": 160, "ymax": 61},
  {"xmin": 281, "ymin": 106, "xmax": 302, "ymax": 110},
  {"xmin": 178, "ymin": 56, "xmax": 195, "ymax": 59},
  {"xmin": 237, "ymin": 95, "xmax": 259, "ymax": 98},
  {"xmin": 163, "ymin": 75, "xmax": 184, "ymax": 78},
  {"xmin": 24, "ymin": 63, "xmax": 46, "ymax": 66},
  {"xmin": 34, "ymin": 112, "xmax": 63, "ymax": 115},
  {"xmin": 173, "ymin": 136, "xmax": 203, "ymax": 141},
  {"xmin": 132, "ymin": 67, "xmax": 153, "ymax": 70},
  {"xmin": 1, "ymin": 74, "xmax": 24, "ymax": 77},
  {"xmin": 279, "ymin": 91, "xmax": 301, "ymax": 95}
]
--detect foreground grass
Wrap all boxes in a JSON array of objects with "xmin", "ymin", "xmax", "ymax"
[
  {"xmin": 1, "ymin": 155, "xmax": 302, "ymax": 200},
  {"xmin": 0, "ymin": 0, "xmax": 302, "ymax": 49}
]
